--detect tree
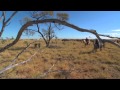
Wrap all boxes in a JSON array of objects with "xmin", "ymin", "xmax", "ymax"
[
  {"xmin": 42, "ymin": 23, "xmax": 56, "ymax": 47},
  {"xmin": 21, "ymin": 11, "xmax": 68, "ymax": 47}
]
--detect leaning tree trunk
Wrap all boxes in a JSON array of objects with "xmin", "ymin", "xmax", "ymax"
[{"xmin": 0, "ymin": 19, "xmax": 120, "ymax": 53}]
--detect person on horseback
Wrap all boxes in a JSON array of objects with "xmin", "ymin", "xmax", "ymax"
[{"xmin": 85, "ymin": 37, "xmax": 89, "ymax": 45}]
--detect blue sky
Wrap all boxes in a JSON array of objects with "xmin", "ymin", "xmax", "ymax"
[{"xmin": 1, "ymin": 11, "xmax": 120, "ymax": 39}]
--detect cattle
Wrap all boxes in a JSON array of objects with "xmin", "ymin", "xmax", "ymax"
[{"xmin": 34, "ymin": 43, "xmax": 40, "ymax": 48}]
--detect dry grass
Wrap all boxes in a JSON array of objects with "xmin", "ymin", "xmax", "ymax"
[{"xmin": 0, "ymin": 39, "xmax": 120, "ymax": 79}]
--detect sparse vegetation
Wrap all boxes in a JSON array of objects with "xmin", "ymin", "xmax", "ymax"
[
  {"xmin": 0, "ymin": 39, "xmax": 120, "ymax": 79},
  {"xmin": 0, "ymin": 11, "xmax": 120, "ymax": 79}
]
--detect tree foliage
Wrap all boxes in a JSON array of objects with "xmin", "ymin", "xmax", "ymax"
[
  {"xmin": 30, "ymin": 11, "xmax": 54, "ymax": 20},
  {"xmin": 57, "ymin": 13, "xmax": 69, "ymax": 21},
  {"xmin": 42, "ymin": 23, "xmax": 56, "ymax": 47},
  {"xmin": 23, "ymin": 11, "xmax": 69, "ymax": 47}
]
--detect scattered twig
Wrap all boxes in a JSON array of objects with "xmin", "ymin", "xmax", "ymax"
[{"xmin": 38, "ymin": 60, "xmax": 58, "ymax": 78}]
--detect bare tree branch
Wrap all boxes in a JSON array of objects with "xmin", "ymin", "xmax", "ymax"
[
  {"xmin": 25, "ymin": 29, "xmax": 38, "ymax": 33},
  {"xmin": 2, "ymin": 11, "xmax": 6, "ymax": 24},
  {"xmin": 54, "ymin": 23, "xmax": 64, "ymax": 30},
  {"xmin": 0, "ymin": 12, "xmax": 4, "ymax": 21},
  {"xmin": 0, "ymin": 11, "xmax": 18, "ymax": 37},
  {"xmin": 36, "ymin": 24, "xmax": 48, "ymax": 45},
  {"xmin": 99, "ymin": 34, "xmax": 120, "ymax": 39},
  {"xmin": 5, "ymin": 11, "xmax": 18, "ymax": 24},
  {"xmin": 0, "ymin": 11, "xmax": 6, "ymax": 37}
]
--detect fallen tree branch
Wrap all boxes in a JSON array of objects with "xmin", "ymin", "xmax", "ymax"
[
  {"xmin": 0, "ymin": 40, "xmax": 38, "ymax": 75},
  {"xmin": 38, "ymin": 60, "xmax": 58, "ymax": 78},
  {"xmin": 0, "ymin": 40, "xmax": 37, "ymax": 66},
  {"xmin": 8, "ymin": 40, "xmax": 37, "ymax": 67},
  {"xmin": 38, "ymin": 66, "xmax": 76, "ymax": 79},
  {"xmin": 0, "ymin": 48, "xmax": 39, "ymax": 75},
  {"xmin": 98, "ymin": 34, "xmax": 120, "ymax": 47}
]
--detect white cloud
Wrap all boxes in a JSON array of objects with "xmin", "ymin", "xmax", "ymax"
[
  {"xmin": 112, "ymin": 29, "xmax": 120, "ymax": 32},
  {"xmin": 102, "ymin": 33, "xmax": 120, "ymax": 37}
]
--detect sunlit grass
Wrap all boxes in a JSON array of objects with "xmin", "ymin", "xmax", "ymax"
[{"xmin": 0, "ymin": 39, "xmax": 120, "ymax": 79}]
